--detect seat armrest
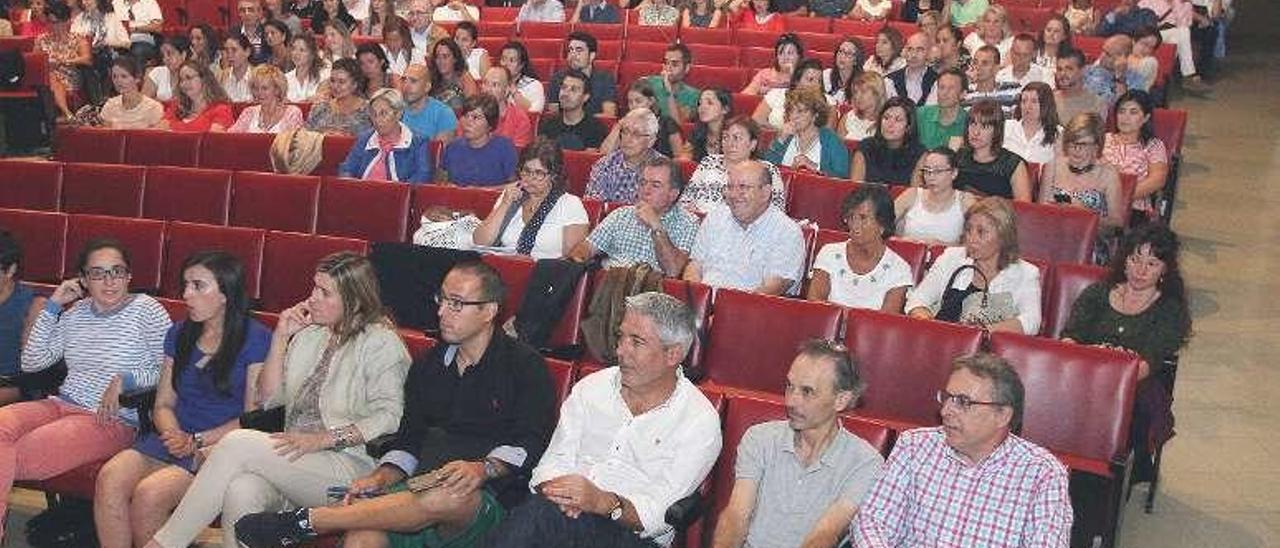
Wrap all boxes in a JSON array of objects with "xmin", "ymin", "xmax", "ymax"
[
  {"xmin": 664, "ymin": 491, "xmax": 704, "ymax": 529},
  {"xmin": 365, "ymin": 434, "xmax": 397, "ymax": 459}
]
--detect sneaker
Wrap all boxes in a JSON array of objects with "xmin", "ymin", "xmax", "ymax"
[
  {"xmin": 1182, "ymin": 76, "xmax": 1212, "ymax": 96},
  {"xmin": 234, "ymin": 507, "xmax": 318, "ymax": 548}
]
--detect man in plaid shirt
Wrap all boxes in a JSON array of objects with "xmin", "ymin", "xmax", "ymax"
[{"xmin": 849, "ymin": 353, "xmax": 1073, "ymax": 548}]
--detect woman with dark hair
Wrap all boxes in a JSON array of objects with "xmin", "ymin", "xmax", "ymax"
[
  {"xmin": 354, "ymin": 0, "xmax": 392, "ymax": 36},
  {"xmin": 143, "ymin": 35, "xmax": 190, "ymax": 102},
  {"xmin": 379, "ymin": 15, "xmax": 413, "ymax": 76},
  {"xmin": 454, "ymin": 21, "xmax": 489, "ymax": 81},
  {"xmin": 954, "ymin": 99, "xmax": 1031, "ymax": 200},
  {"xmin": 896, "ymin": 146, "xmax": 975, "ymax": 244},
  {"xmin": 864, "ymin": 27, "xmax": 905, "ymax": 76},
  {"xmin": 763, "ymin": 86, "xmax": 850, "ymax": 177},
  {"xmin": 900, "ymin": 0, "xmax": 943, "ymax": 22},
  {"xmin": 1035, "ymin": 14, "xmax": 1071, "ymax": 69},
  {"xmin": 94, "ymin": 252, "xmax": 271, "ymax": 548},
  {"xmin": 102, "ymin": 55, "xmax": 165, "ymax": 129},
  {"xmin": 1062, "ymin": 223, "xmax": 1190, "ymax": 479},
  {"xmin": 306, "ymin": 57, "xmax": 372, "ymax": 135},
  {"xmin": 162, "ymin": 60, "xmax": 234, "ymax": 132},
  {"xmin": 680, "ymin": 0, "xmax": 721, "ymax": 28},
  {"xmin": 742, "ymin": 33, "xmax": 802, "ymax": 96},
  {"xmin": 500, "ymin": 41, "xmax": 543, "ymax": 113},
  {"xmin": 311, "ymin": 0, "xmax": 356, "ymax": 34},
  {"xmin": 1102, "ymin": 90, "xmax": 1169, "ymax": 220},
  {"xmin": 263, "ymin": 19, "xmax": 292, "ymax": 71},
  {"xmin": 285, "ymin": 34, "xmax": 329, "ymax": 102},
  {"xmin": 808, "ymin": 186, "xmax": 914, "ymax": 312},
  {"xmin": 932, "ymin": 24, "xmax": 969, "ymax": 72},
  {"xmin": 189, "ymin": 24, "xmax": 222, "ymax": 70},
  {"xmin": 1130, "ymin": 26, "xmax": 1163, "ymax": 92},
  {"xmin": 825, "ymin": 37, "xmax": 864, "ymax": 105},
  {"xmin": 220, "ymin": 34, "xmax": 255, "ymax": 102},
  {"xmin": 355, "ymin": 42, "xmax": 396, "ymax": 93},
  {"xmin": 754, "ymin": 57, "xmax": 826, "ymax": 131},
  {"xmin": 730, "ymin": 0, "xmax": 783, "ymax": 32},
  {"xmin": 438, "ymin": 94, "xmax": 518, "ymax": 186},
  {"xmin": 682, "ymin": 115, "xmax": 786, "ymax": 215},
  {"xmin": 0, "ymin": 231, "xmax": 46, "ymax": 406},
  {"xmin": 689, "ymin": 87, "xmax": 732, "ymax": 162},
  {"xmin": 429, "ymin": 37, "xmax": 478, "ymax": 113},
  {"xmin": 147, "ymin": 252, "xmax": 411, "ymax": 548},
  {"xmin": 2, "ymin": 239, "xmax": 171, "ymax": 540},
  {"xmin": 852, "ymin": 96, "xmax": 926, "ymax": 184},
  {"xmin": 1004, "ymin": 81, "xmax": 1060, "ymax": 164},
  {"xmin": 473, "ymin": 138, "xmax": 590, "ymax": 259},
  {"xmin": 36, "ymin": 1, "xmax": 90, "ymax": 120}
]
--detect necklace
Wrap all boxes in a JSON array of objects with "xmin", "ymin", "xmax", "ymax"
[{"xmin": 1067, "ymin": 163, "xmax": 1095, "ymax": 175}]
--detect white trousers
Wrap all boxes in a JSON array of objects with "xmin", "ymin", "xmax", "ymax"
[{"xmin": 1159, "ymin": 26, "xmax": 1199, "ymax": 77}]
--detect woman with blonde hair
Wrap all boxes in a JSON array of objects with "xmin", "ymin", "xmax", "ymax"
[
  {"xmin": 962, "ymin": 5, "xmax": 1013, "ymax": 59},
  {"xmin": 841, "ymin": 71, "xmax": 886, "ymax": 140},
  {"xmin": 1038, "ymin": 112, "xmax": 1124, "ymax": 230},
  {"xmin": 320, "ymin": 20, "xmax": 356, "ymax": 66},
  {"xmin": 229, "ymin": 65, "xmax": 306, "ymax": 133}
]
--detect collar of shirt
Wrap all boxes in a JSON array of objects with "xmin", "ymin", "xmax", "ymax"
[
  {"xmin": 363, "ymin": 122, "xmax": 414, "ymax": 150},
  {"xmin": 942, "ymin": 431, "xmax": 1017, "ymax": 472},
  {"xmin": 780, "ymin": 425, "xmax": 852, "ymax": 471}
]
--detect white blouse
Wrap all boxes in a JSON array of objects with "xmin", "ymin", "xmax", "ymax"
[
  {"xmin": 907, "ymin": 246, "xmax": 1043, "ymax": 334},
  {"xmin": 146, "ymin": 66, "xmax": 174, "ymax": 102},
  {"xmin": 515, "ymin": 76, "xmax": 546, "ymax": 113},
  {"xmin": 221, "ymin": 67, "xmax": 253, "ymax": 102},
  {"xmin": 491, "ymin": 194, "xmax": 589, "ymax": 260},
  {"xmin": 813, "ymin": 242, "xmax": 914, "ymax": 309},
  {"xmin": 286, "ymin": 67, "xmax": 331, "ymax": 103},
  {"xmin": 1002, "ymin": 119, "xmax": 1060, "ymax": 165}
]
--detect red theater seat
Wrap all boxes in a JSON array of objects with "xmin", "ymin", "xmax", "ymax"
[
  {"xmin": 685, "ymin": 43, "xmax": 738, "ymax": 67},
  {"xmin": 545, "ymin": 358, "xmax": 575, "ymax": 414},
  {"xmin": 782, "ymin": 14, "xmax": 831, "ymax": 33},
  {"xmin": 701, "ymin": 289, "xmax": 843, "ymax": 394},
  {"xmin": 1043, "ymin": 261, "xmax": 1107, "ymax": 338},
  {"xmin": 626, "ymin": 25, "xmax": 677, "ymax": 43},
  {"xmin": 831, "ymin": 19, "xmax": 884, "ymax": 36},
  {"xmin": 60, "ymin": 163, "xmax": 146, "ymax": 217},
  {"xmin": 618, "ymin": 62, "xmax": 663, "ymax": 104},
  {"xmin": 316, "ymin": 134, "xmax": 357, "ymax": 177},
  {"xmin": 54, "ymin": 126, "xmax": 125, "ymax": 164},
  {"xmin": 199, "ymin": 132, "xmax": 275, "ymax": 172},
  {"xmin": 684, "ymin": 66, "xmax": 750, "ymax": 92},
  {"xmin": 142, "ymin": 166, "xmax": 233, "ymax": 225},
  {"xmin": 65, "ymin": 214, "xmax": 166, "ymax": 292},
  {"xmin": 1012, "ymin": 201, "xmax": 1099, "ymax": 264},
  {"xmin": 0, "ymin": 208, "xmax": 67, "ymax": 282},
  {"xmin": 845, "ymin": 309, "xmax": 984, "ymax": 429},
  {"xmin": 0, "ymin": 159, "xmax": 62, "ymax": 211},
  {"xmin": 562, "ymin": 149, "xmax": 602, "ymax": 196},
  {"xmin": 230, "ymin": 172, "xmax": 320, "ymax": 233},
  {"xmin": 520, "ymin": 22, "xmax": 570, "ymax": 39},
  {"xmin": 480, "ymin": 254, "xmax": 589, "ymax": 350},
  {"xmin": 572, "ymin": 22, "xmax": 624, "ymax": 40},
  {"xmin": 680, "ymin": 27, "xmax": 732, "ymax": 45},
  {"xmin": 163, "ymin": 222, "xmax": 266, "ymax": 299},
  {"xmin": 524, "ymin": 38, "xmax": 564, "ymax": 60},
  {"xmin": 260, "ymin": 231, "xmax": 370, "ymax": 312},
  {"xmin": 316, "ymin": 178, "xmax": 412, "ymax": 242},
  {"xmin": 623, "ymin": 41, "xmax": 669, "ymax": 62},
  {"xmin": 739, "ymin": 47, "xmax": 777, "ymax": 69},
  {"xmin": 787, "ymin": 174, "xmax": 862, "ymax": 231},
  {"xmin": 411, "ymin": 185, "xmax": 501, "ymax": 235},
  {"xmin": 734, "ymin": 30, "xmax": 783, "ymax": 49},
  {"xmin": 123, "ymin": 129, "xmax": 203, "ymax": 167}
]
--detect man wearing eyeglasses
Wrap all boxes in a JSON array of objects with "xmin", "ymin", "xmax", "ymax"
[
  {"xmin": 406, "ymin": 0, "xmax": 450, "ymax": 53},
  {"xmin": 710, "ymin": 340, "xmax": 884, "ymax": 548},
  {"xmin": 684, "ymin": 160, "xmax": 806, "ymax": 296},
  {"xmin": 584, "ymin": 109, "xmax": 664, "ymax": 203},
  {"xmin": 231, "ymin": 0, "xmax": 270, "ymax": 65},
  {"xmin": 236, "ymin": 262, "xmax": 557, "ymax": 548},
  {"xmin": 850, "ymin": 353, "xmax": 1072, "ymax": 548}
]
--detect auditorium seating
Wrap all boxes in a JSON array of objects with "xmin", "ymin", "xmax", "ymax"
[
  {"xmin": 1012, "ymin": 200, "xmax": 1100, "ymax": 264},
  {"xmin": 1043, "ymin": 261, "xmax": 1108, "ymax": 338},
  {"xmin": 229, "ymin": 172, "xmax": 321, "ymax": 233},
  {"xmin": 65, "ymin": 214, "xmax": 166, "ymax": 292},
  {"xmin": 259, "ymin": 231, "xmax": 370, "ymax": 312},
  {"xmin": 53, "ymin": 126, "xmax": 125, "ymax": 164},
  {"xmin": 162, "ymin": 221, "xmax": 266, "ymax": 299},
  {"xmin": 143, "ymin": 166, "xmax": 233, "ymax": 225},
  {"xmin": 701, "ymin": 289, "xmax": 843, "ymax": 394},
  {"xmin": 60, "ymin": 163, "xmax": 146, "ymax": 218},
  {"xmin": 124, "ymin": 128, "xmax": 205, "ymax": 167},
  {"xmin": 0, "ymin": 159, "xmax": 61, "ymax": 211},
  {"xmin": 0, "ymin": 208, "xmax": 66, "ymax": 282},
  {"xmin": 317, "ymin": 178, "xmax": 412, "ymax": 242},
  {"xmin": 481, "ymin": 254, "xmax": 590, "ymax": 351}
]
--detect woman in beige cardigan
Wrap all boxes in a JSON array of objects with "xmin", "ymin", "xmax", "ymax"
[{"xmin": 145, "ymin": 252, "xmax": 411, "ymax": 548}]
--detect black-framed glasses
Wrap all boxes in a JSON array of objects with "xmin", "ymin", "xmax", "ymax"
[
  {"xmin": 434, "ymin": 293, "xmax": 495, "ymax": 313},
  {"xmin": 936, "ymin": 390, "xmax": 1006, "ymax": 412},
  {"xmin": 83, "ymin": 266, "xmax": 131, "ymax": 281}
]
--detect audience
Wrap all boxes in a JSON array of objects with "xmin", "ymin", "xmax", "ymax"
[
  {"xmin": 439, "ymin": 94, "xmax": 518, "ymax": 186},
  {"xmin": 379, "ymin": 16, "xmax": 414, "ymax": 77},
  {"xmin": 997, "ymin": 33, "xmax": 1053, "ymax": 88},
  {"xmin": 852, "ymin": 97, "xmax": 927, "ymax": 185},
  {"xmin": 914, "ymin": 68, "xmax": 967, "ymax": 149},
  {"xmin": 484, "ymin": 292, "xmax": 721, "ymax": 548},
  {"xmin": 809, "ymin": 187, "xmax": 914, "ymax": 312},
  {"xmin": 219, "ymin": 35, "xmax": 255, "ymax": 102},
  {"xmin": 571, "ymin": 156, "xmax": 698, "ymax": 276},
  {"xmin": 850, "ymin": 353, "xmax": 1073, "ymax": 546},
  {"xmin": 537, "ymin": 69, "xmax": 608, "ymax": 151},
  {"xmin": 962, "ymin": 45, "xmax": 1020, "ymax": 109},
  {"xmin": 229, "ymin": 65, "xmax": 306, "ymax": 134},
  {"xmin": 264, "ymin": 0, "xmax": 303, "ymax": 34},
  {"xmin": 742, "ymin": 33, "xmax": 802, "ymax": 96},
  {"xmin": 1038, "ymin": 112, "xmax": 1124, "ymax": 230},
  {"xmin": 851, "ymin": 0, "xmax": 892, "ymax": 19},
  {"xmin": 353, "ymin": 0, "xmax": 391, "ymax": 36},
  {"xmin": 1003, "ymin": 82, "xmax": 1061, "ymax": 164},
  {"xmin": 480, "ymin": 66, "xmax": 533, "ymax": 148},
  {"xmin": 948, "ymin": 0, "xmax": 989, "ymax": 26},
  {"xmin": 145, "ymin": 252, "xmax": 411, "ymax": 548},
  {"xmin": 142, "ymin": 35, "xmax": 189, "ymax": 102},
  {"xmin": 586, "ymin": 109, "xmax": 665, "ymax": 203},
  {"xmin": 730, "ymin": 0, "xmax": 785, "ymax": 32},
  {"xmin": 643, "ymin": 44, "xmax": 699, "ymax": 123},
  {"xmin": 473, "ymin": 138, "xmax": 590, "ymax": 259},
  {"xmin": 931, "ymin": 24, "xmax": 969, "ymax": 73},
  {"xmin": 841, "ymin": 71, "xmax": 887, "ymax": 140},
  {"xmin": 101, "ymin": 55, "xmax": 165, "ymax": 129},
  {"xmin": 500, "ymin": 41, "xmax": 545, "ymax": 113},
  {"xmin": 864, "ymin": 27, "xmax": 906, "ymax": 76},
  {"xmin": 885, "ymin": 33, "xmax": 937, "ymax": 106},
  {"xmin": 954, "ymin": 100, "xmax": 1032, "ymax": 200},
  {"xmin": 429, "ymin": 38, "xmax": 478, "ymax": 113},
  {"xmin": 600, "ymin": 80, "xmax": 685, "ymax": 158},
  {"xmin": 285, "ymin": 34, "xmax": 329, "ymax": 102},
  {"xmin": 825, "ymin": 37, "xmax": 864, "ymax": 105},
  {"xmin": 2, "ymin": 239, "xmax": 171, "ymax": 541},
  {"xmin": 93, "ymin": 252, "xmax": 270, "ymax": 548},
  {"xmin": 1129, "ymin": 25, "xmax": 1163, "ymax": 92},
  {"xmin": 1036, "ymin": 14, "xmax": 1072, "ymax": 69},
  {"xmin": 689, "ymin": 87, "xmax": 733, "ymax": 162},
  {"xmin": 115, "ymin": 0, "xmax": 164, "ymax": 63},
  {"xmin": 403, "ymin": 0, "xmax": 446, "ymax": 52},
  {"xmin": 339, "ymin": 88, "xmax": 433, "ymax": 183},
  {"xmin": 1102, "ymin": 90, "xmax": 1169, "ymax": 220},
  {"xmin": 1065, "ymin": 0, "xmax": 1096, "ymax": 35},
  {"xmin": 685, "ymin": 160, "xmax": 805, "ymax": 296},
  {"xmin": 263, "ymin": 19, "xmax": 292, "ymax": 70},
  {"xmin": 432, "ymin": 0, "xmax": 479, "ymax": 22},
  {"xmin": 897, "ymin": 147, "xmax": 975, "ymax": 245},
  {"xmin": 162, "ymin": 60, "xmax": 234, "ymax": 132},
  {"xmin": 683, "ymin": 115, "xmax": 787, "ymax": 216},
  {"xmin": 1097, "ymin": 0, "xmax": 1155, "ymax": 37},
  {"xmin": 0, "ymin": 231, "xmax": 45, "ymax": 407},
  {"xmin": 307, "ymin": 57, "xmax": 372, "ymax": 136},
  {"xmin": 188, "ymin": 24, "xmax": 221, "ymax": 71},
  {"xmin": 711, "ymin": 341, "xmax": 884, "ymax": 547},
  {"xmin": 230, "ymin": 0, "xmax": 268, "ymax": 65},
  {"xmin": 754, "ymin": 58, "xmax": 825, "ymax": 131},
  {"xmin": 453, "ymin": 22, "xmax": 488, "ymax": 81},
  {"xmin": 571, "ymin": 0, "xmax": 620, "ymax": 24},
  {"xmin": 907, "ymin": 197, "xmax": 1042, "ymax": 334},
  {"xmin": 1083, "ymin": 35, "xmax": 1145, "ymax": 104},
  {"xmin": 399, "ymin": 63, "xmax": 457, "ymax": 141},
  {"xmin": 1138, "ymin": 0, "xmax": 1210, "ymax": 92},
  {"xmin": 1054, "ymin": 48, "xmax": 1109, "ymax": 128},
  {"xmin": 36, "ymin": 1, "xmax": 90, "ymax": 121},
  {"xmin": 638, "ymin": 0, "xmax": 679, "ymax": 25},
  {"xmin": 236, "ymin": 262, "xmax": 556, "ymax": 548},
  {"xmin": 547, "ymin": 31, "xmax": 617, "ymax": 117},
  {"xmin": 356, "ymin": 42, "xmax": 396, "ymax": 94},
  {"xmin": 516, "ymin": 0, "xmax": 565, "ymax": 22},
  {"xmin": 319, "ymin": 20, "xmax": 356, "ymax": 66},
  {"xmin": 763, "ymin": 87, "xmax": 852, "ymax": 178}
]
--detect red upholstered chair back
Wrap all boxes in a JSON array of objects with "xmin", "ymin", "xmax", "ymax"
[
  {"xmin": 65, "ymin": 214, "xmax": 166, "ymax": 292},
  {"xmin": 573, "ymin": 22, "xmax": 624, "ymax": 40},
  {"xmin": 886, "ymin": 238, "xmax": 929, "ymax": 284},
  {"xmin": 684, "ymin": 66, "xmax": 751, "ymax": 93},
  {"xmin": 520, "ymin": 22, "xmax": 570, "ymax": 39},
  {"xmin": 162, "ymin": 222, "xmax": 266, "ymax": 300},
  {"xmin": 316, "ymin": 134, "xmax": 357, "ymax": 177},
  {"xmin": 839, "ymin": 415, "xmax": 894, "ymax": 457},
  {"xmin": 411, "ymin": 185, "xmax": 501, "ymax": 236},
  {"xmin": 1043, "ymin": 262, "xmax": 1107, "ymax": 338},
  {"xmin": 259, "ymin": 231, "xmax": 370, "ymax": 312},
  {"xmin": 199, "ymin": 132, "xmax": 275, "ymax": 172},
  {"xmin": 680, "ymin": 27, "xmax": 732, "ymax": 45},
  {"xmin": 845, "ymin": 309, "xmax": 984, "ymax": 428},
  {"xmin": 990, "ymin": 332, "xmax": 1139, "ymax": 475},
  {"xmin": 685, "ymin": 43, "xmax": 738, "ymax": 66},
  {"xmin": 401, "ymin": 330, "xmax": 437, "ymax": 361},
  {"xmin": 734, "ymin": 30, "xmax": 783, "ymax": 49},
  {"xmin": 142, "ymin": 166, "xmax": 233, "ymax": 225},
  {"xmin": 317, "ymin": 177, "xmax": 412, "ymax": 242},
  {"xmin": 562, "ymin": 149, "xmax": 602, "ymax": 197},
  {"xmin": 480, "ymin": 254, "xmax": 589, "ymax": 349},
  {"xmin": 0, "ymin": 159, "xmax": 62, "ymax": 211},
  {"xmin": 1012, "ymin": 200, "xmax": 1099, "ymax": 264},
  {"xmin": 0, "ymin": 208, "xmax": 67, "ymax": 282},
  {"xmin": 786, "ymin": 175, "xmax": 862, "ymax": 231},
  {"xmin": 831, "ymin": 18, "xmax": 883, "ymax": 36},
  {"xmin": 617, "ymin": 62, "xmax": 662, "ymax": 103},
  {"xmin": 123, "ymin": 129, "xmax": 203, "ymax": 167},
  {"xmin": 662, "ymin": 279, "xmax": 713, "ymax": 374},
  {"xmin": 61, "ymin": 163, "xmax": 146, "ymax": 218},
  {"xmin": 54, "ymin": 126, "xmax": 125, "ymax": 164},
  {"xmin": 701, "ymin": 289, "xmax": 843, "ymax": 394},
  {"xmin": 739, "ymin": 46, "xmax": 777, "ymax": 69},
  {"xmin": 230, "ymin": 172, "xmax": 320, "ymax": 233},
  {"xmin": 707, "ymin": 393, "xmax": 788, "ymax": 527},
  {"xmin": 545, "ymin": 358, "xmax": 575, "ymax": 415}
]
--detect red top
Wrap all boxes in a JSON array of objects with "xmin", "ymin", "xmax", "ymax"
[
  {"xmin": 164, "ymin": 102, "xmax": 235, "ymax": 132},
  {"xmin": 734, "ymin": 9, "xmax": 786, "ymax": 32}
]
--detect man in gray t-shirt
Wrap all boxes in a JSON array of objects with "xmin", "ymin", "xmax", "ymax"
[{"xmin": 710, "ymin": 341, "xmax": 884, "ymax": 548}]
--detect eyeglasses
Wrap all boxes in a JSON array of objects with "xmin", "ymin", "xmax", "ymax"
[
  {"xmin": 520, "ymin": 167, "xmax": 551, "ymax": 181},
  {"xmin": 724, "ymin": 183, "xmax": 766, "ymax": 193},
  {"xmin": 936, "ymin": 389, "xmax": 1007, "ymax": 412},
  {"xmin": 920, "ymin": 166, "xmax": 954, "ymax": 177},
  {"xmin": 620, "ymin": 127, "xmax": 654, "ymax": 139},
  {"xmin": 1067, "ymin": 141, "xmax": 1097, "ymax": 149},
  {"xmin": 434, "ymin": 293, "xmax": 494, "ymax": 313},
  {"xmin": 83, "ymin": 265, "xmax": 131, "ymax": 281}
]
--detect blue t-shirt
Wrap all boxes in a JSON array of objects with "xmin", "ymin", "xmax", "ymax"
[
  {"xmin": 0, "ymin": 283, "xmax": 36, "ymax": 376},
  {"xmin": 440, "ymin": 135, "xmax": 518, "ymax": 187},
  {"xmin": 402, "ymin": 97, "xmax": 458, "ymax": 139}
]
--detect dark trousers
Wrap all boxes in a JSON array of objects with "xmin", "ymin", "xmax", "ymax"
[
  {"xmin": 1190, "ymin": 6, "xmax": 1219, "ymax": 78},
  {"xmin": 483, "ymin": 494, "xmax": 661, "ymax": 548}
]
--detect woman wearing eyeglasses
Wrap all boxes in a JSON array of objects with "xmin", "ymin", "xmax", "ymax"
[
  {"xmin": 808, "ymin": 186, "xmax": 914, "ymax": 313},
  {"xmin": 147, "ymin": 252, "xmax": 411, "ymax": 548},
  {"xmin": 337, "ymin": 88, "xmax": 433, "ymax": 183},
  {"xmin": 1, "ymin": 239, "xmax": 172, "ymax": 541},
  {"xmin": 1036, "ymin": 113, "xmax": 1124, "ymax": 231},
  {"xmin": 897, "ymin": 147, "xmax": 976, "ymax": 245},
  {"xmin": 473, "ymin": 138, "xmax": 590, "ymax": 260}
]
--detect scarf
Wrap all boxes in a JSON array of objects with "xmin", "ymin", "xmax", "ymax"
[
  {"xmin": 512, "ymin": 190, "xmax": 565, "ymax": 256},
  {"xmin": 364, "ymin": 133, "xmax": 401, "ymax": 181}
]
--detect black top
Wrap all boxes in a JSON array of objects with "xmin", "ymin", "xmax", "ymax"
[
  {"xmin": 956, "ymin": 147, "xmax": 1025, "ymax": 198},
  {"xmin": 539, "ymin": 113, "xmax": 609, "ymax": 151},
  {"xmin": 861, "ymin": 138, "xmax": 926, "ymax": 185},
  {"xmin": 309, "ymin": 9, "xmax": 356, "ymax": 35},
  {"xmin": 384, "ymin": 331, "xmax": 557, "ymax": 484},
  {"xmin": 549, "ymin": 69, "xmax": 618, "ymax": 116},
  {"xmin": 769, "ymin": 0, "xmax": 808, "ymax": 13}
]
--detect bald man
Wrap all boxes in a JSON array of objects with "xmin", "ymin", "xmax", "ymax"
[
  {"xmin": 479, "ymin": 66, "xmax": 534, "ymax": 148},
  {"xmin": 401, "ymin": 64, "xmax": 458, "ymax": 141},
  {"xmin": 885, "ymin": 33, "xmax": 938, "ymax": 106},
  {"xmin": 1083, "ymin": 35, "xmax": 1147, "ymax": 103}
]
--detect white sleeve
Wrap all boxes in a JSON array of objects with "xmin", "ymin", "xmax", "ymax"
[
  {"xmin": 907, "ymin": 247, "xmax": 964, "ymax": 313},
  {"xmin": 627, "ymin": 403, "xmax": 722, "ymax": 539},
  {"xmin": 1009, "ymin": 261, "xmax": 1043, "ymax": 334},
  {"xmin": 522, "ymin": 79, "xmax": 546, "ymax": 113},
  {"xmin": 813, "ymin": 242, "xmax": 843, "ymax": 276},
  {"xmin": 528, "ymin": 381, "xmax": 587, "ymax": 489}
]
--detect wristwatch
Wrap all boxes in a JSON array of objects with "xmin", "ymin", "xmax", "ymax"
[
  {"xmin": 192, "ymin": 431, "xmax": 205, "ymax": 450},
  {"xmin": 608, "ymin": 494, "xmax": 624, "ymax": 521},
  {"xmin": 650, "ymin": 226, "xmax": 667, "ymax": 239},
  {"xmin": 483, "ymin": 458, "xmax": 503, "ymax": 480}
]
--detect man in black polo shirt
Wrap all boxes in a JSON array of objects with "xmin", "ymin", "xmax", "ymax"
[
  {"xmin": 546, "ymin": 31, "xmax": 617, "ymax": 117},
  {"xmin": 539, "ymin": 69, "xmax": 608, "ymax": 151},
  {"xmin": 235, "ymin": 261, "xmax": 557, "ymax": 548}
]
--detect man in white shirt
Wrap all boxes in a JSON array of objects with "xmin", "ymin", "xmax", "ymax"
[
  {"xmin": 406, "ymin": 0, "xmax": 448, "ymax": 53},
  {"xmin": 485, "ymin": 292, "xmax": 723, "ymax": 548},
  {"xmin": 432, "ymin": 0, "xmax": 479, "ymax": 22},
  {"xmin": 515, "ymin": 0, "xmax": 566, "ymax": 22},
  {"xmin": 996, "ymin": 33, "xmax": 1053, "ymax": 89},
  {"xmin": 112, "ymin": 0, "xmax": 163, "ymax": 63}
]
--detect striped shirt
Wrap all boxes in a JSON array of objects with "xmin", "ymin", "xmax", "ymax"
[
  {"xmin": 851, "ymin": 427, "xmax": 1072, "ymax": 548},
  {"xmin": 22, "ymin": 294, "xmax": 171, "ymax": 423}
]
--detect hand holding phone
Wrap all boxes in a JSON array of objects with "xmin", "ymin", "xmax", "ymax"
[{"xmin": 51, "ymin": 278, "xmax": 87, "ymax": 306}]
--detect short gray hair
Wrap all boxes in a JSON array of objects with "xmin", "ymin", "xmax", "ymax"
[
  {"xmin": 623, "ymin": 107, "xmax": 660, "ymax": 139},
  {"xmin": 624, "ymin": 292, "xmax": 695, "ymax": 354},
  {"xmin": 369, "ymin": 88, "xmax": 406, "ymax": 114},
  {"xmin": 952, "ymin": 353, "xmax": 1025, "ymax": 432}
]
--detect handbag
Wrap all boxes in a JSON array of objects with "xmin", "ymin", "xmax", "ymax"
[{"xmin": 935, "ymin": 264, "xmax": 1019, "ymax": 328}]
